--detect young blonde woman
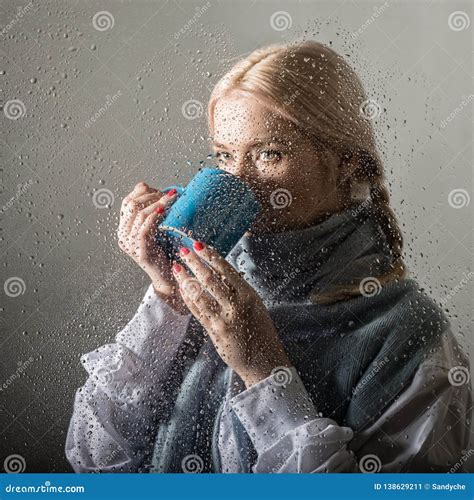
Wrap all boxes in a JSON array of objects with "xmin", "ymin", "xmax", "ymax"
[{"xmin": 65, "ymin": 41, "xmax": 472, "ymax": 473}]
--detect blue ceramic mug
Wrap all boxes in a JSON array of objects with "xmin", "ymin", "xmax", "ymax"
[{"xmin": 156, "ymin": 167, "xmax": 261, "ymax": 258}]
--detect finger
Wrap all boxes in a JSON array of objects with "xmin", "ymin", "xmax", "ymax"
[
  {"xmin": 118, "ymin": 201, "xmax": 139, "ymax": 251},
  {"xmin": 128, "ymin": 205, "xmax": 150, "ymax": 249},
  {"xmin": 177, "ymin": 246, "xmax": 235, "ymax": 308},
  {"xmin": 127, "ymin": 205, "xmax": 168, "ymax": 263},
  {"xmin": 139, "ymin": 209, "xmax": 166, "ymax": 249},
  {"xmin": 122, "ymin": 182, "xmax": 156, "ymax": 206},
  {"xmin": 128, "ymin": 190, "xmax": 179, "ymax": 248},
  {"xmin": 121, "ymin": 187, "xmax": 178, "ymax": 238},
  {"xmin": 140, "ymin": 189, "xmax": 179, "ymax": 217},
  {"xmin": 172, "ymin": 262, "xmax": 220, "ymax": 325},
  {"xmin": 189, "ymin": 241, "xmax": 247, "ymax": 291},
  {"xmin": 131, "ymin": 191, "xmax": 180, "ymax": 248},
  {"xmin": 131, "ymin": 181, "xmax": 155, "ymax": 196},
  {"xmin": 133, "ymin": 191, "xmax": 164, "ymax": 208},
  {"xmin": 122, "ymin": 182, "xmax": 157, "ymax": 208},
  {"xmin": 120, "ymin": 194, "xmax": 154, "ymax": 236},
  {"xmin": 122, "ymin": 180, "xmax": 157, "ymax": 206},
  {"xmin": 178, "ymin": 285, "xmax": 209, "ymax": 328}
]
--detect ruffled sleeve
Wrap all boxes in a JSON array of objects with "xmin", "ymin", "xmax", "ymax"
[{"xmin": 65, "ymin": 284, "xmax": 192, "ymax": 472}]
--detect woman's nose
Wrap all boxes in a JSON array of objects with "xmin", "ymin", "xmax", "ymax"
[{"xmin": 232, "ymin": 153, "xmax": 254, "ymax": 180}]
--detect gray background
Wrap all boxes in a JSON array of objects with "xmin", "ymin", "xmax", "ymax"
[{"xmin": 1, "ymin": 0, "xmax": 472, "ymax": 472}]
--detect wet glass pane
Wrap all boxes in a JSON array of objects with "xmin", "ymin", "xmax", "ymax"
[{"xmin": 1, "ymin": 0, "xmax": 472, "ymax": 478}]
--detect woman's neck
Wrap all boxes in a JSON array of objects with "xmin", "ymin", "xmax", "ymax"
[{"xmin": 247, "ymin": 204, "xmax": 352, "ymax": 236}]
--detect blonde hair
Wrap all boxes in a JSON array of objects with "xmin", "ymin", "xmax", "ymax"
[{"xmin": 208, "ymin": 41, "xmax": 407, "ymax": 304}]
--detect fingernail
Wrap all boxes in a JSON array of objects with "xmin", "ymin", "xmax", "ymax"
[
  {"xmin": 172, "ymin": 263, "xmax": 182, "ymax": 274},
  {"xmin": 167, "ymin": 188, "xmax": 177, "ymax": 197},
  {"xmin": 155, "ymin": 206, "xmax": 165, "ymax": 214},
  {"xmin": 179, "ymin": 246, "xmax": 190, "ymax": 256},
  {"xmin": 193, "ymin": 241, "xmax": 205, "ymax": 251}
]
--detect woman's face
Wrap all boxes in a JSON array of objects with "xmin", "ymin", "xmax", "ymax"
[{"xmin": 211, "ymin": 94, "xmax": 347, "ymax": 233}]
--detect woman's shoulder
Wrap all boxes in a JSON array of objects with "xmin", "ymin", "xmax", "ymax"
[
  {"xmin": 312, "ymin": 276, "xmax": 452, "ymax": 338},
  {"xmin": 418, "ymin": 326, "xmax": 470, "ymax": 374},
  {"xmin": 341, "ymin": 278, "xmax": 471, "ymax": 431},
  {"xmin": 364, "ymin": 277, "xmax": 451, "ymax": 331},
  {"xmin": 375, "ymin": 277, "xmax": 470, "ymax": 378},
  {"xmin": 379, "ymin": 277, "xmax": 445, "ymax": 311},
  {"xmin": 272, "ymin": 277, "xmax": 451, "ymax": 343}
]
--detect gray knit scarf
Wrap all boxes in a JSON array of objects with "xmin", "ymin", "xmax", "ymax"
[{"xmin": 148, "ymin": 199, "xmax": 448, "ymax": 472}]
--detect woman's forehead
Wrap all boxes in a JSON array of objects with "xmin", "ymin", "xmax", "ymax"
[
  {"xmin": 214, "ymin": 94, "xmax": 281, "ymax": 121},
  {"xmin": 212, "ymin": 96, "xmax": 298, "ymax": 145}
]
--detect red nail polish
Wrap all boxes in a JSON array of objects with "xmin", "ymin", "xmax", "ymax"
[
  {"xmin": 155, "ymin": 206, "xmax": 165, "ymax": 214},
  {"xmin": 193, "ymin": 241, "xmax": 205, "ymax": 251},
  {"xmin": 167, "ymin": 188, "xmax": 177, "ymax": 197},
  {"xmin": 179, "ymin": 246, "xmax": 190, "ymax": 256},
  {"xmin": 172, "ymin": 263, "xmax": 182, "ymax": 273}
]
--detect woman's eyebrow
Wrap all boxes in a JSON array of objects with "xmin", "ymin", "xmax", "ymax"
[
  {"xmin": 249, "ymin": 138, "xmax": 290, "ymax": 147},
  {"xmin": 211, "ymin": 141, "xmax": 227, "ymax": 149},
  {"xmin": 211, "ymin": 138, "xmax": 290, "ymax": 149}
]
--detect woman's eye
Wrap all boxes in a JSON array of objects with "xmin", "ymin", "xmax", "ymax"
[
  {"xmin": 215, "ymin": 151, "xmax": 232, "ymax": 163},
  {"xmin": 258, "ymin": 150, "xmax": 282, "ymax": 162}
]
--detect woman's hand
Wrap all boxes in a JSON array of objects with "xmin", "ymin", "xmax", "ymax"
[
  {"xmin": 117, "ymin": 181, "xmax": 188, "ymax": 315},
  {"xmin": 171, "ymin": 241, "xmax": 292, "ymax": 387}
]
